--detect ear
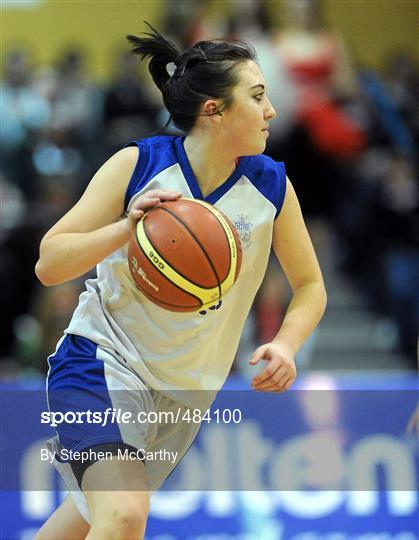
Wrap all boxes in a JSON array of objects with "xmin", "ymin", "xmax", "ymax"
[{"xmin": 202, "ymin": 99, "xmax": 223, "ymax": 118}]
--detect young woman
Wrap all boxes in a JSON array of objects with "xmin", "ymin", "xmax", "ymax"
[{"xmin": 35, "ymin": 23, "xmax": 326, "ymax": 540}]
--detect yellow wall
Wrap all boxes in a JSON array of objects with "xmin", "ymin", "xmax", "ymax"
[
  {"xmin": 323, "ymin": 0, "xmax": 418, "ymax": 68},
  {"xmin": 2, "ymin": 0, "xmax": 165, "ymax": 80},
  {"xmin": 2, "ymin": 0, "xmax": 418, "ymax": 79}
]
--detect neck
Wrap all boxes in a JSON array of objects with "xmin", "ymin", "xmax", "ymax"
[{"xmin": 183, "ymin": 131, "xmax": 237, "ymax": 197}]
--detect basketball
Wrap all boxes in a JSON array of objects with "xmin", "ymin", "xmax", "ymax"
[{"xmin": 128, "ymin": 198, "xmax": 242, "ymax": 312}]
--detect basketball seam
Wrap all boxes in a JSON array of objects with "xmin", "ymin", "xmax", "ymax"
[
  {"xmin": 140, "ymin": 215, "xmax": 223, "ymax": 290},
  {"xmin": 158, "ymin": 206, "xmax": 226, "ymax": 302},
  {"xmin": 137, "ymin": 283, "xmax": 201, "ymax": 310},
  {"xmin": 134, "ymin": 224, "xmax": 204, "ymax": 307},
  {"xmin": 140, "ymin": 286, "xmax": 221, "ymax": 310}
]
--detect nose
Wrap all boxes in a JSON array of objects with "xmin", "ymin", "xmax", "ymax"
[{"xmin": 264, "ymin": 97, "xmax": 277, "ymax": 120}]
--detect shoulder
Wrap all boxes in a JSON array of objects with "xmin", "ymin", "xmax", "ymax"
[
  {"xmin": 123, "ymin": 135, "xmax": 180, "ymax": 211},
  {"xmin": 125, "ymin": 135, "xmax": 177, "ymax": 154},
  {"xmin": 86, "ymin": 146, "xmax": 139, "ymax": 191},
  {"xmin": 124, "ymin": 134, "xmax": 179, "ymax": 177},
  {"xmin": 242, "ymin": 154, "xmax": 287, "ymax": 217}
]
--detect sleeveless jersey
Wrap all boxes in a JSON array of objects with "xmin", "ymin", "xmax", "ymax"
[{"xmin": 66, "ymin": 135, "xmax": 287, "ymax": 408}]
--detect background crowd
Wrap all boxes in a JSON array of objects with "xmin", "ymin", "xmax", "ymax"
[{"xmin": 1, "ymin": 0, "xmax": 418, "ymax": 379}]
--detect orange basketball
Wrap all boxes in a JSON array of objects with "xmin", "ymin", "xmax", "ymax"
[{"xmin": 128, "ymin": 198, "xmax": 242, "ymax": 312}]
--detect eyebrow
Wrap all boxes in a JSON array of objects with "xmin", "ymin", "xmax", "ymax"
[{"xmin": 250, "ymin": 84, "xmax": 265, "ymax": 91}]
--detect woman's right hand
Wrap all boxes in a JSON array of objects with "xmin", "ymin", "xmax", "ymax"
[{"xmin": 125, "ymin": 189, "xmax": 183, "ymax": 233}]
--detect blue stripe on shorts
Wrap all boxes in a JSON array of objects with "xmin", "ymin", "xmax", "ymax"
[{"xmin": 47, "ymin": 334, "xmax": 123, "ymax": 455}]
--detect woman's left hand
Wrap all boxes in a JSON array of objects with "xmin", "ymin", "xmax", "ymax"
[{"xmin": 249, "ymin": 342, "xmax": 297, "ymax": 392}]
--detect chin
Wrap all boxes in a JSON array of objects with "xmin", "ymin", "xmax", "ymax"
[{"xmin": 250, "ymin": 142, "xmax": 266, "ymax": 155}]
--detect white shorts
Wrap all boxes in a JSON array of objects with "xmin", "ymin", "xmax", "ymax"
[{"xmin": 46, "ymin": 334, "xmax": 201, "ymax": 523}]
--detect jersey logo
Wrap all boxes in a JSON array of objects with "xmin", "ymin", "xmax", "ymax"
[{"xmin": 234, "ymin": 214, "xmax": 253, "ymax": 250}]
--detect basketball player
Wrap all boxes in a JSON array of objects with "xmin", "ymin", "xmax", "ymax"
[{"xmin": 34, "ymin": 23, "xmax": 327, "ymax": 540}]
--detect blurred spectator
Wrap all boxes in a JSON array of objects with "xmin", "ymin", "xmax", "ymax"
[
  {"xmin": 1, "ymin": 47, "xmax": 51, "ymax": 152},
  {"xmin": 227, "ymin": 0, "xmax": 272, "ymax": 41},
  {"xmin": 1, "ymin": 47, "xmax": 51, "ymax": 199},
  {"xmin": 375, "ymin": 153, "xmax": 418, "ymax": 356},
  {"xmin": 103, "ymin": 50, "xmax": 160, "ymax": 152},
  {"xmin": 48, "ymin": 47, "xmax": 102, "ymax": 140},
  {"xmin": 267, "ymin": 0, "xmax": 366, "ymax": 218},
  {"xmin": 0, "ymin": 173, "xmax": 26, "ymax": 235},
  {"xmin": 0, "ymin": 170, "xmax": 82, "ymax": 357},
  {"xmin": 274, "ymin": 0, "xmax": 359, "ymax": 103},
  {"xmin": 22, "ymin": 281, "xmax": 83, "ymax": 371},
  {"xmin": 163, "ymin": 0, "xmax": 228, "ymax": 47},
  {"xmin": 227, "ymin": 0, "xmax": 298, "ymax": 139},
  {"xmin": 360, "ymin": 68, "xmax": 415, "ymax": 158},
  {"xmin": 0, "ymin": 202, "xmax": 44, "ymax": 359},
  {"xmin": 385, "ymin": 50, "xmax": 419, "ymax": 151}
]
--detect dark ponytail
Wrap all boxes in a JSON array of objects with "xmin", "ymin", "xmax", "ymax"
[
  {"xmin": 126, "ymin": 22, "xmax": 180, "ymax": 93},
  {"xmin": 127, "ymin": 22, "xmax": 256, "ymax": 133}
]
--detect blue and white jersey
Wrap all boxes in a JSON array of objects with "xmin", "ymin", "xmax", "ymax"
[{"xmin": 66, "ymin": 135, "xmax": 287, "ymax": 408}]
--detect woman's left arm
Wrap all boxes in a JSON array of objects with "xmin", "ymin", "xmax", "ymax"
[{"xmin": 250, "ymin": 177, "xmax": 327, "ymax": 392}]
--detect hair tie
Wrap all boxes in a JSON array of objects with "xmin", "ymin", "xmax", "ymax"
[
  {"xmin": 172, "ymin": 49, "xmax": 207, "ymax": 79},
  {"xmin": 166, "ymin": 61, "xmax": 176, "ymax": 77},
  {"xmin": 172, "ymin": 56, "xmax": 186, "ymax": 78},
  {"xmin": 198, "ymin": 46, "xmax": 207, "ymax": 60}
]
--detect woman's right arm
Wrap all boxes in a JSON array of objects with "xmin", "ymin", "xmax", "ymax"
[{"xmin": 35, "ymin": 147, "xmax": 181, "ymax": 286}]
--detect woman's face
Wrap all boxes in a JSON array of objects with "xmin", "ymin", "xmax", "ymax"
[{"xmin": 221, "ymin": 60, "xmax": 277, "ymax": 156}]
